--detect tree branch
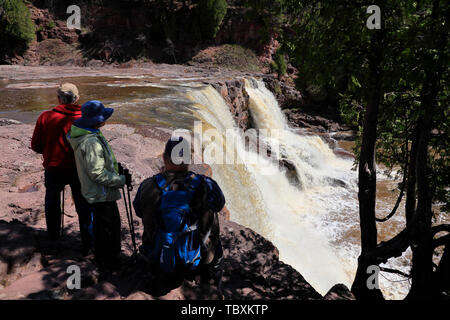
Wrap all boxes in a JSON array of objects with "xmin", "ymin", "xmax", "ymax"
[
  {"xmin": 431, "ymin": 224, "xmax": 450, "ymax": 236},
  {"xmin": 376, "ymin": 111, "xmax": 409, "ymax": 223},
  {"xmin": 379, "ymin": 267, "xmax": 411, "ymax": 278},
  {"xmin": 376, "ymin": 179, "xmax": 406, "ymax": 222},
  {"xmin": 363, "ymin": 228, "xmax": 411, "ymax": 264},
  {"xmin": 433, "ymin": 234, "xmax": 450, "ymax": 249}
]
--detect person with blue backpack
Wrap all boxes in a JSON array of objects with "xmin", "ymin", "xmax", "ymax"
[{"xmin": 133, "ymin": 136, "xmax": 225, "ymax": 294}]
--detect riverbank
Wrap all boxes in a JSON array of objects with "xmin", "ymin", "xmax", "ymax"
[{"xmin": 0, "ymin": 120, "xmax": 353, "ymax": 300}]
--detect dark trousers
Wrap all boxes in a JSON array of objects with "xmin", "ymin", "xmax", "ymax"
[
  {"xmin": 197, "ymin": 241, "xmax": 224, "ymax": 284},
  {"xmin": 91, "ymin": 201, "xmax": 121, "ymax": 265},
  {"xmin": 44, "ymin": 168, "xmax": 92, "ymax": 250}
]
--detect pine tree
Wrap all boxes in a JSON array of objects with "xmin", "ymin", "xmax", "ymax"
[{"xmin": 0, "ymin": 0, "xmax": 35, "ymax": 61}]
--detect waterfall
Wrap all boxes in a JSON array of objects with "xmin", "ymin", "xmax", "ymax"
[
  {"xmin": 244, "ymin": 79, "xmax": 352, "ymax": 189},
  {"xmin": 184, "ymin": 80, "xmax": 357, "ymax": 295}
]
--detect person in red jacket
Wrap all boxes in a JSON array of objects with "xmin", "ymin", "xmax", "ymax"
[{"xmin": 31, "ymin": 83, "xmax": 93, "ymax": 255}]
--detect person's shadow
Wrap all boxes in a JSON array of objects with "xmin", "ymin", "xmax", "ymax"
[{"xmin": 103, "ymin": 254, "xmax": 185, "ymax": 298}]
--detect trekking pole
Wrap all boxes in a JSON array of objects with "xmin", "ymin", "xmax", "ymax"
[
  {"xmin": 121, "ymin": 186, "xmax": 131, "ymax": 237},
  {"xmin": 127, "ymin": 183, "xmax": 137, "ymax": 253},
  {"xmin": 124, "ymin": 169, "xmax": 137, "ymax": 254},
  {"xmin": 122, "ymin": 182, "xmax": 137, "ymax": 254},
  {"xmin": 61, "ymin": 187, "xmax": 65, "ymax": 238}
]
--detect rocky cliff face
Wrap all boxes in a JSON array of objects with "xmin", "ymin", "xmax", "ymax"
[
  {"xmin": 210, "ymin": 79, "xmax": 252, "ymax": 131},
  {"xmin": 9, "ymin": 4, "xmax": 82, "ymax": 66},
  {"xmin": 208, "ymin": 76, "xmax": 350, "ymax": 136},
  {"xmin": 15, "ymin": 1, "xmax": 274, "ymax": 66}
]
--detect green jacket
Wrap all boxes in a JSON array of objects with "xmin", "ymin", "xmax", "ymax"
[{"xmin": 67, "ymin": 125, "xmax": 125, "ymax": 204}]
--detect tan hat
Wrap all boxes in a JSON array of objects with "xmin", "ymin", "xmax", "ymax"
[{"xmin": 58, "ymin": 83, "xmax": 79, "ymax": 99}]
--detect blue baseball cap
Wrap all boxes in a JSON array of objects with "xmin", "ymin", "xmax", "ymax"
[{"xmin": 74, "ymin": 100, "xmax": 114, "ymax": 128}]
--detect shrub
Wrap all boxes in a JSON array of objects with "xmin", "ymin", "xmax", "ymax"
[
  {"xmin": 0, "ymin": 0, "xmax": 35, "ymax": 44},
  {"xmin": 198, "ymin": 0, "xmax": 227, "ymax": 40},
  {"xmin": 0, "ymin": 0, "xmax": 35, "ymax": 60},
  {"xmin": 274, "ymin": 52, "xmax": 287, "ymax": 76},
  {"xmin": 46, "ymin": 20, "xmax": 56, "ymax": 29}
]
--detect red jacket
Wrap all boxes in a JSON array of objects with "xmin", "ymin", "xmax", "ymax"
[{"xmin": 31, "ymin": 104, "xmax": 82, "ymax": 169}]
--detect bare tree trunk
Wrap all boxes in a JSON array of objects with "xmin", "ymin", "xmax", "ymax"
[
  {"xmin": 351, "ymin": 24, "xmax": 385, "ymax": 300},
  {"xmin": 407, "ymin": 87, "xmax": 435, "ymax": 299},
  {"xmin": 433, "ymin": 237, "xmax": 450, "ymax": 294},
  {"xmin": 406, "ymin": 0, "xmax": 445, "ymax": 300}
]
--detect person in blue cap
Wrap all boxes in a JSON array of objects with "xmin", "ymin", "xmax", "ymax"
[{"xmin": 67, "ymin": 100, "xmax": 131, "ymax": 270}]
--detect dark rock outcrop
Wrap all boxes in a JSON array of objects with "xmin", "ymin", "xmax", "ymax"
[
  {"xmin": 284, "ymin": 109, "xmax": 347, "ymax": 133},
  {"xmin": 331, "ymin": 131, "xmax": 358, "ymax": 141},
  {"xmin": 0, "ymin": 211, "xmax": 324, "ymax": 300},
  {"xmin": 0, "ymin": 119, "xmax": 22, "ymax": 126},
  {"xmin": 263, "ymin": 77, "xmax": 305, "ymax": 110},
  {"xmin": 220, "ymin": 214, "xmax": 322, "ymax": 300},
  {"xmin": 210, "ymin": 79, "xmax": 252, "ymax": 131},
  {"xmin": 214, "ymin": 7, "xmax": 262, "ymax": 52},
  {"xmin": 29, "ymin": 5, "xmax": 80, "ymax": 44},
  {"xmin": 324, "ymin": 284, "xmax": 355, "ymax": 300}
]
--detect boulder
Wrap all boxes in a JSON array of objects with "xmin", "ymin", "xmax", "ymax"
[
  {"xmin": 210, "ymin": 79, "xmax": 251, "ymax": 131},
  {"xmin": 324, "ymin": 284, "xmax": 355, "ymax": 300},
  {"xmin": 0, "ymin": 119, "xmax": 22, "ymax": 126}
]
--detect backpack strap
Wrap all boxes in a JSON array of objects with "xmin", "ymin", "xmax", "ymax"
[
  {"xmin": 173, "ymin": 221, "xmax": 198, "ymax": 243},
  {"xmin": 154, "ymin": 173, "xmax": 169, "ymax": 192},
  {"xmin": 184, "ymin": 172, "xmax": 202, "ymax": 194}
]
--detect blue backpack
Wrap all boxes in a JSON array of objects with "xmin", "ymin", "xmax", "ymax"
[
  {"xmin": 201, "ymin": 175, "xmax": 225, "ymax": 213},
  {"xmin": 149, "ymin": 172, "xmax": 203, "ymax": 273}
]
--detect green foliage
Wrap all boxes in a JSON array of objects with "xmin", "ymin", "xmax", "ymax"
[
  {"xmin": 274, "ymin": 51, "xmax": 287, "ymax": 76},
  {"xmin": 0, "ymin": 0, "xmax": 35, "ymax": 48},
  {"xmin": 198, "ymin": 0, "xmax": 228, "ymax": 40},
  {"xmin": 244, "ymin": 0, "xmax": 286, "ymax": 43},
  {"xmin": 280, "ymin": 0, "xmax": 449, "ymax": 213},
  {"xmin": 46, "ymin": 20, "xmax": 56, "ymax": 29},
  {"xmin": 269, "ymin": 60, "xmax": 278, "ymax": 73}
]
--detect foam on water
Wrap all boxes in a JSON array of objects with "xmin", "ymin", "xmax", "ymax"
[
  {"xmin": 182, "ymin": 79, "xmax": 413, "ymax": 299},
  {"xmin": 185, "ymin": 83, "xmax": 354, "ymax": 295}
]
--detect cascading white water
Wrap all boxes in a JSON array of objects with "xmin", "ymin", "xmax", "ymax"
[
  {"xmin": 185, "ymin": 81, "xmax": 358, "ymax": 295},
  {"xmin": 244, "ymin": 79, "xmax": 353, "ymax": 189}
]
